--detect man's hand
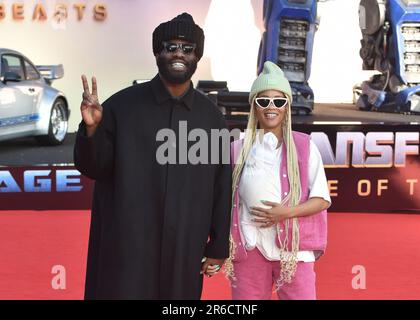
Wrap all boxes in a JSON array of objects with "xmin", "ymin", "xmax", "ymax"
[
  {"xmin": 81, "ymin": 75, "xmax": 103, "ymax": 137},
  {"xmin": 201, "ymin": 257, "xmax": 225, "ymax": 277},
  {"xmin": 250, "ymin": 200, "xmax": 293, "ymax": 228}
]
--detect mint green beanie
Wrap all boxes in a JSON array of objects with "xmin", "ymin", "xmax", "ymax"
[{"xmin": 249, "ymin": 61, "xmax": 293, "ymax": 105}]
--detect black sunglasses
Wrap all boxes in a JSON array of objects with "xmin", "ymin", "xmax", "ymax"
[
  {"xmin": 255, "ymin": 97, "xmax": 288, "ymax": 109},
  {"xmin": 162, "ymin": 42, "xmax": 196, "ymax": 54}
]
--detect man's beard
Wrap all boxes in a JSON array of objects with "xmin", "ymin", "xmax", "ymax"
[{"xmin": 157, "ymin": 55, "xmax": 198, "ymax": 84}]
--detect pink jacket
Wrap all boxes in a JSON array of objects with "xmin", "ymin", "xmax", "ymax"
[{"xmin": 230, "ymin": 131, "xmax": 328, "ymax": 262}]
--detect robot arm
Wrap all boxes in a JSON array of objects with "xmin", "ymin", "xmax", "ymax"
[{"xmin": 357, "ymin": 0, "xmax": 420, "ymax": 113}]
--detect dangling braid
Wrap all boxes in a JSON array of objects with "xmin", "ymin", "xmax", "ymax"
[
  {"xmin": 224, "ymin": 96, "xmax": 302, "ymax": 289},
  {"xmin": 224, "ymin": 97, "xmax": 258, "ymax": 281},
  {"xmin": 274, "ymin": 103, "xmax": 302, "ymax": 290}
]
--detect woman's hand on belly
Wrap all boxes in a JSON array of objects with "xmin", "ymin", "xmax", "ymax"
[{"xmin": 250, "ymin": 200, "xmax": 293, "ymax": 228}]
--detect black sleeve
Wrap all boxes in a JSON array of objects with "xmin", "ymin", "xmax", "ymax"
[
  {"xmin": 204, "ymin": 114, "xmax": 232, "ymax": 259},
  {"xmin": 73, "ymin": 99, "xmax": 115, "ymax": 180}
]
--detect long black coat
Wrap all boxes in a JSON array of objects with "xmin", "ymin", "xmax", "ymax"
[{"xmin": 74, "ymin": 75, "xmax": 232, "ymax": 299}]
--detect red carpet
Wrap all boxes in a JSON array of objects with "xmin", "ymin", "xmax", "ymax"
[{"xmin": 0, "ymin": 211, "xmax": 419, "ymax": 299}]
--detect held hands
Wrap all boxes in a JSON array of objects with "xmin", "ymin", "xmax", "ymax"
[
  {"xmin": 250, "ymin": 200, "xmax": 293, "ymax": 228},
  {"xmin": 81, "ymin": 75, "xmax": 102, "ymax": 136},
  {"xmin": 200, "ymin": 257, "xmax": 224, "ymax": 278}
]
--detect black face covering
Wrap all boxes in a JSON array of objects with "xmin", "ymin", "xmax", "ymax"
[{"xmin": 156, "ymin": 54, "xmax": 198, "ymax": 85}]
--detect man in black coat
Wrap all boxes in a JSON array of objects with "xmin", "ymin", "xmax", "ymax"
[{"xmin": 74, "ymin": 13, "xmax": 232, "ymax": 299}]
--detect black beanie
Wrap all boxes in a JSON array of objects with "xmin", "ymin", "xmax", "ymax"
[{"xmin": 152, "ymin": 12, "xmax": 205, "ymax": 60}]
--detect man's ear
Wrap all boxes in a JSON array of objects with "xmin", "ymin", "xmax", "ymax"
[{"xmin": 193, "ymin": 52, "xmax": 200, "ymax": 62}]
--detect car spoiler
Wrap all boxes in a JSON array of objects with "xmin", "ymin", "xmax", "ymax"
[{"xmin": 36, "ymin": 64, "xmax": 64, "ymax": 82}]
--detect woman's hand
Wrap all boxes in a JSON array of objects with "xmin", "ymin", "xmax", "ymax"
[
  {"xmin": 250, "ymin": 197, "xmax": 331, "ymax": 228},
  {"xmin": 200, "ymin": 257, "xmax": 224, "ymax": 277},
  {"xmin": 250, "ymin": 200, "xmax": 292, "ymax": 228}
]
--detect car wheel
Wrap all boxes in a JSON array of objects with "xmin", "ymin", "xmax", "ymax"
[{"xmin": 35, "ymin": 98, "xmax": 68, "ymax": 145}]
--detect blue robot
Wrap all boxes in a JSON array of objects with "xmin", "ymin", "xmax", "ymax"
[
  {"xmin": 198, "ymin": 0, "xmax": 420, "ymax": 116},
  {"xmin": 258, "ymin": 0, "xmax": 319, "ymax": 115},
  {"xmin": 356, "ymin": 0, "xmax": 420, "ymax": 113}
]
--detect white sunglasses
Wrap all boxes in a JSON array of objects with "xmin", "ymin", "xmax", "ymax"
[{"xmin": 255, "ymin": 97, "xmax": 288, "ymax": 109}]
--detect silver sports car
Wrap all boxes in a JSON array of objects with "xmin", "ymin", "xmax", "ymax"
[{"xmin": 0, "ymin": 48, "xmax": 69, "ymax": 145}]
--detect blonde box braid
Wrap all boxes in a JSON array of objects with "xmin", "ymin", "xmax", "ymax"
[
  {"xmin": 224, "ymin": 97, "xmax": 258, "ymax": 281},
  {"xmin": 224, "ymin": 96, "xmax": 302, "ymax": 289}
]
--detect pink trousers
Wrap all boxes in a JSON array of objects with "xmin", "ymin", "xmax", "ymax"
[{"xmin": 231, "ymin": 248, "xmax": 316, "ymax": 300}]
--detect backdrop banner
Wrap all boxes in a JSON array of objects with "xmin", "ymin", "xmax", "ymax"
[{"xmin": 0, "ymin": 123, "xmax": 419, "ymax": 212}]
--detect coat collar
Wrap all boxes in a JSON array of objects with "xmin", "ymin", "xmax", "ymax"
[{"xmin": 151, "ymin": 74, "xmax": 195, "ymax": 110}]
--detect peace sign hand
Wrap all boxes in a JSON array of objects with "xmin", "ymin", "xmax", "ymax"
[{"xmin": 81, "ymin": 75, "xmax": 103, "ymax": 135}]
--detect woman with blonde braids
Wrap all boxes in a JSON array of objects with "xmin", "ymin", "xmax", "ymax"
[{"xmin": 227, "ymin": 61, "xmax": 331, "ymax": 300}]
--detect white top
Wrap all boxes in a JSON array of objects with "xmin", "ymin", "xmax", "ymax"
[{"xmin": 238, "ymin": 132, "xmax": 331, "ymax": 262}]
